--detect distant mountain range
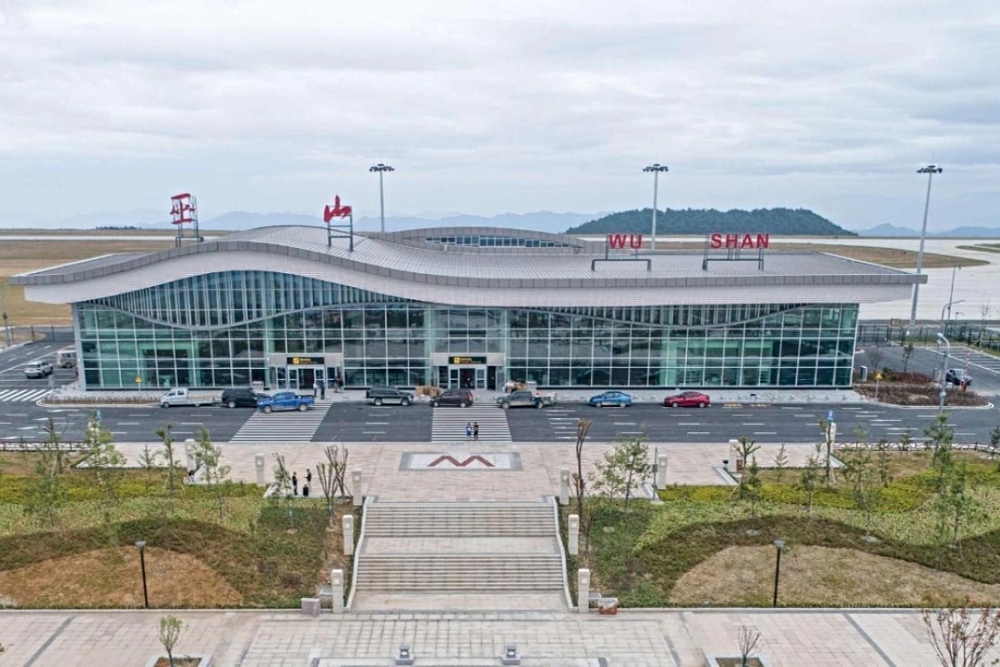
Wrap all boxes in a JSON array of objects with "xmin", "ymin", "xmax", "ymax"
[
  {"xmin": 567, "ymin": 208, "xmax": 856, "ymax": 236},
  {"xmin": 853, "ymin": 223, "xmax": 1000, "ymax": 238}
]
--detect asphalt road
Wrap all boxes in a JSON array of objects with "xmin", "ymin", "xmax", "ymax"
[{"xmin": 0, "ymin": 399, "xmax": 997, "ymax": 445}]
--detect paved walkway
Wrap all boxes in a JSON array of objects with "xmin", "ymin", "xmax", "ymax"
[
  {"xmin": 110, "ymin": 440, "xmax": 823, "ymax": 499},
  {"xmin": 0, "ymin": 608, "xmax": 977, "ymax": 666}
]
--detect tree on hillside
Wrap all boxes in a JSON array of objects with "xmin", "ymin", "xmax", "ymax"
[
  {"xmin": 818, "ymin": 419, "xmax": 836, "ymax": 484},
  {"xmin": 84, "ymin": 416, "xmax": 126, "ymax": 546},
  {"xmin": 798, "ymin": 451, "xmax": 821, "ymax": 515},
  {"xmin": 155, "ymin": 424, "xmax": 179, "ymax": 496},
  {"xmin": 773, "ymin": 444, "xmax": 789, "ymax": 482},
  {"xmin": 732, "ymin": 436, "xmax": 761, "ymax": 498}
]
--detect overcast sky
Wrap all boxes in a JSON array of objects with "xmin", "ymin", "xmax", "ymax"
[{"xmin": 1, "ymin": 0, "xmax": 998, "ymax": 229}]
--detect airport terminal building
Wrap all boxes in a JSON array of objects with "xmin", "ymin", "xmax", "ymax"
[{"xmin": 12, "ymin": 226, "xmax": 923, "ymax": 391}]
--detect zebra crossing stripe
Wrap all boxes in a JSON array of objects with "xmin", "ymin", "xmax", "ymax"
[
  {"xmin": 0, "ymin": 389, "xmax": 51, "ymax": 402},
  {"xmin": 228, "ymin": 402, "xmax": 332, "ymax": 443},
  {"xmin": 431, "ymin": 405, "xmax": 512, "ymax": 442}
]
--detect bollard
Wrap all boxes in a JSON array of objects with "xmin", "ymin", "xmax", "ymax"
[
  {"xmin": 578, "ymin": 568, "xmax": 590, "ymax": 613},
  {"xmin": 568, "ymin": 514, "xmax": 579, "ymax": 556},
  {"xmin": 255, "ymin": 453, "xmax": 265, "ymax": 486},
  {"xmin": 351, "ymin": 468, "xmax": 363, "ymax": 506},
  {"xmin": 655, "ymin": 454, "xmax": 668, "ymax": 488},
  {"xmin": 343, "ymin": 514, "xmax": 354, "ymax": 556},
  {"xmin": 560, "ymin": 468, "xmax": 570, "ymax": 505},
  {"xmin": 183, "ymin": 439, "xmax": 196, "ymax": 473},
  {"xmin": 331, "ymin": 569, "xmax": 344, "ymax": 613}
]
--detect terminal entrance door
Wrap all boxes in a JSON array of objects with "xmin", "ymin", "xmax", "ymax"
[
  {"xmin": 287, "ymin": 366, "xmax": 324, "ymax": 391},
  {"xmin": 448, "ymin": 365, "xmax": 486, "ymax": 390}
]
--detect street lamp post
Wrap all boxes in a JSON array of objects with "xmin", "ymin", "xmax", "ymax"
[
  {"xmin": 772, "ymin": 539, "xmax": 785, "ymax": 607},
  {"xmin": 940, "ymin": 299, "xmax": 965, "ymax": 326},
  {"xmin": 368, "ymin": 163, "xmax": 395, "ymax": 233},
  {"xmin": 909, "ymin": 165, "xmax": 943, "ymax": 328},
  {"xmin": 936, "ymin": 333, "xmax": 950, "ymax": 415},
  {"xmin": 642, "ymin": 164, "xmax": 669, "ymax": 252},
  {"xmin": 135, "ymin": 540, "xmax": 149, "ymax": 608}
]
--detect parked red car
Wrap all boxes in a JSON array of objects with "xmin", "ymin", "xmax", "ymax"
[{"xmin": 663, "ymin": 391, "xmax": 711, "ymax": 408}]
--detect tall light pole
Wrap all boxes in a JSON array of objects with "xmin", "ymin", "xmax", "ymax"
[
  {"xmin": 936, "ymin": 332, "xmax": 950, "ymax": 415},
  {"xmin": 772, "ymin": 539, "xmax": 785, "ymax": 607},
  {"xmin": 642, "ymin": 164, "xmax": 669, "ymax": 251},
  {"xmin": 909, "ymin": 165, "xmax": 943, "ymax": 327},
  {"xmin": 369, "ymin": 163, "xmax": 395, "ymax": 233},
  {"xmin": 135, "ymin": 540, "xmax": 149, "ymax": 608}
]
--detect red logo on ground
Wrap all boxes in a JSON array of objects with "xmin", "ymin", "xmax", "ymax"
[{"xmin": 427, "ymin": 455, "xmax": 495, "ymax": 468}]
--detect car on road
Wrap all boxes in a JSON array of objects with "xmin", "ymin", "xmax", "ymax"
[
  {"xmin": 366, "ymin": 387, "xmax": 414, "ymax": 406},
  {"xmin": 23, "ymin": 361, "xmax": 54, "ymax": 378},
  {"xmin": 431, "ymin": 389, "xmax": 474, "ymax": 408},
  {"xmin": 945, "ymin": 369, "xmax": 972, "ymax": 386},
  {"xmin": 257, "ymin": 391, "xmax": 314, "ymax": 413},
  {"xmin": 56, "ymin": 348, "xmax": 78, "ymax": 368},
  {"xmin": 160, "ymin": 387, "xmax": 220, "ymax": 407},
  {"xmin": 221, "ymin": 387, "xmax": 265, "ymax": 408},
  {"xmin": 496, "ymin": 390, "xmax": 546, "ymax": 409},
  {"xmin": 589, "ymin": 391, "xmax": 633, "ymax": 408},
  {"xmin": 663, "ymin": 391, "xmax": 711, "ymax": 408}
]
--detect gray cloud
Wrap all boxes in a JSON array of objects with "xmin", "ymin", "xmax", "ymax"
[{"xmin": 0, "ymin": 0, "xmax": 998, "ymax": 228}]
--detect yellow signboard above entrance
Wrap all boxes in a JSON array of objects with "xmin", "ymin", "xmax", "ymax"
[
  {"xmin": 288, "ymin": 356, "xmax": 325, "ymax": 365},
  {"xmin": 450, "ymin": 356, "xmax": 487, "ymax": 365}
]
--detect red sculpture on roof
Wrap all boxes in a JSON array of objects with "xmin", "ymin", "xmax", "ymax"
[{"xmin": 324, "ymin": 196, "xmax": 352, "ymax": 223}]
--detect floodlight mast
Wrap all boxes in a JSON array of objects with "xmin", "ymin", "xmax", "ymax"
[
  {"xmin": 642, "ymin": 164, "xmax": 669, "ymax": 252},
  {"xmin": 909, "ymin": 165, "xmax": 943, "ymax": 327}
]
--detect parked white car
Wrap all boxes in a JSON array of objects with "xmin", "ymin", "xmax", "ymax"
[
  {"xmin": 160, "ymin": 387, "xmax": 220, "ymax": 407},
  {"xmin": 24, "ymin": 361, "xmax": 54, "ymax": 378}
]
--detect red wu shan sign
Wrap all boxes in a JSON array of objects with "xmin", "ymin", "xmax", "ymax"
[{"xmin": 709, "ymin": 233, "xmax": 771, "ymax": 250}]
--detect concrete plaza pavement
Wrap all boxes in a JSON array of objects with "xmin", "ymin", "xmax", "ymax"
[{"xmin": 0, "ymin": 607, "xmax": 977, "ymax": 666}]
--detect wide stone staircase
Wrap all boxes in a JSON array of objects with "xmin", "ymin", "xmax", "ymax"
[{"xmin": 349, "ymin": 500, "xmax": 569, "ymax": 611}]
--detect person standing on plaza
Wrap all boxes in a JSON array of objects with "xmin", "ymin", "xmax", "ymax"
[
  {"xmin": 313, "ymin": 381, "xmax": 319, "ymax": 398},
  {"xmin": 306, "ymin": 469, "xmax": 312, "ymax": 486},
  {"xmin": 466, "ymin": 422, "xmax": 472, "ymax": 441},
  {"xmin": 473, "ymin": 422, "xmax": 479, "ymax": 441},
  {"xmin": 320, "ymin": 381, "xmax": 326, "ymax": 400},
  {"xmin": 292, "ymin": 471, "xmax": 299, "ymax": 496}
]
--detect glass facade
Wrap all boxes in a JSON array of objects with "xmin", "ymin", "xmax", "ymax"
[{"xmin": 77, "ymin": 270, "xmax": 859, "ymax": 389}]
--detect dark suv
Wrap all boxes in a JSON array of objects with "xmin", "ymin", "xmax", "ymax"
[
  {"xmin": 366, "ymin": 387, "xmax": 414, "ymax": 406},
  {"xmin": 221, "ymin": 387, "xmax": 263, "ymax": 408},
  {"xmin": 431, "ymin": 389, "xmax": 474, "ymax": 408},
  {"xmin": 945, "ymin": 369, "xmax": 972, "ymax": 387}
]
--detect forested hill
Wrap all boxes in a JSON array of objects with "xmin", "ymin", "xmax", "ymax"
[{"xmin": 566, "ymin": 208, "xmax": 856, "ymax": 236}]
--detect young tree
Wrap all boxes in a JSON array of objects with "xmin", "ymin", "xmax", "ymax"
[
  {"xmin": 23, "ymin": 452, "xmax": 68, "ymax": 530},
  {"xmin": 989, "ymin": 425, "xmax": 1000, "ymax": 467},
  {"xmin": 316, "ymin": 445, "xmax": 350, "ymax": 526},
  {"xmin": 590, "ymin": 434, "xmax": 651, "ymax": 512},
  {"xmin": 158, "ymin": 615, "xmax": 184, "ymax": 667},
  {"xmin": 574, "ymin": 418, "xmax": 593, "ymax": 521},
  {"xmin": 818, "ymin": 418, "xmax": 836, "ymax": 484},
  {"xmin": 41, "ymin": 416, "xmax": 67, "ymax": 475},
  {"xmin": 874, "ymin": 437, "xmax": 893, "ymax": 488},
  {"xmin": 798, "ymin": 451, "xmax": 821, "ymax": 515},
  {"xmin": 898, "ymin": 429, "xmax": 914, "ymax": 456},
  {"xmin": 842, "ymin": 446, "xmax": 880, "ymax": 539},
  {"xmin": 732, "ymin": 436, "xmax": 761, "ymax": 496},
  {"xmin": 901, "ymin": 342, "xmax": 915, "ymax": 373},
  {"xmin": 155, "ymin": 424, "xmax": 179, "ymax": 495},
  {"xmin": 866, "ymin": 341, "xmax": 885, "ymax": 375},
  {"xmin": 773, "ymin": 444, "xmax": 789, "ymax": 482},
  {"xmin": 84, "ymin": 416, "xmax": 126, "ymax": 545},
  {"xmin": 737, "ymin": 625, "xmax": 762, "ymax": 667},
  {"xmin": 138, "ymin": 445, "xmax": 158, "ymax": 493},
  {"xmin": 192, "ymin": 427, "xmax": 230, "ymax": 520},
  {"xmin": 923, "ymin": 599, "xmax": 1000, "ymax": 667},
  {"xmin": 743, "ymin": 455, "xmax": 763, "ymax": 522}
]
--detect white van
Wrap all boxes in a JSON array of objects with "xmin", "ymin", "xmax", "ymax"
[
  {"xmin": 56, "ymin": 348, "xmax": 78, "ymax": 368},
  {"xmin": 160, "ymin": 387, "xmax": 220, "ymax": 407}
]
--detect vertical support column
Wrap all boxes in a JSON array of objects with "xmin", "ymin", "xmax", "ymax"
[
  {"xmin": 342, "ymin": 514, "xmax": 354, "ymax": 556},
  {"xmin": 255, "ymin": 453, "xmax": 265, "ymax": 486},
  {"xmin": 655, "ymin": 455, "xmax": 668, "ymax": 488},
  {"xmin": 351, "ymin": 468, "xmax": 363, "ymax": 506},
  {"xmin": 183, "ymin": 439, "xmax": 196, "ymax": 473},
  {"xmin": 560, "ymin": 468, "xmax": 570, "ymax": 505},
  {"xmin": 330, "ymin": 568, "xmax": 344, "ymax": 614},
  {"xmin": 577, "ymin": 568, "xmax": 590, "ymax": 613},
  {"xmin": 568, "ymin": 514, "xmax": 579, "ymax": 556}
]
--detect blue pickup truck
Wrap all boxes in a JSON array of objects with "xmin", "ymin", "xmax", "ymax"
[{"xmin": 257, "ymin": 392, "xmax": 315, "ymax": 413}]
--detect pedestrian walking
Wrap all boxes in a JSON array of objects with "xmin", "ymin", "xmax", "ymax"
[
  {"xmin": 292, "ymin": 471, "xmax": 299, "ymax": 496},
  {"xmin": 466, "ymin": 422, "xmax": 473, "ymax": 441},
  {"xmin": 473, "ymin": 422, "xmax": 479, "ymax": 440},
  {"xmin": 320, "ymin": 381, "xmax": 326, "ymax": 400},
  {"xmin": 313, "ymin": 381, "xmax": 319, "ymax": 398},
  {"xmin": 306, "ymin": 469, "xmax": 312, "ymax": 485}
]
